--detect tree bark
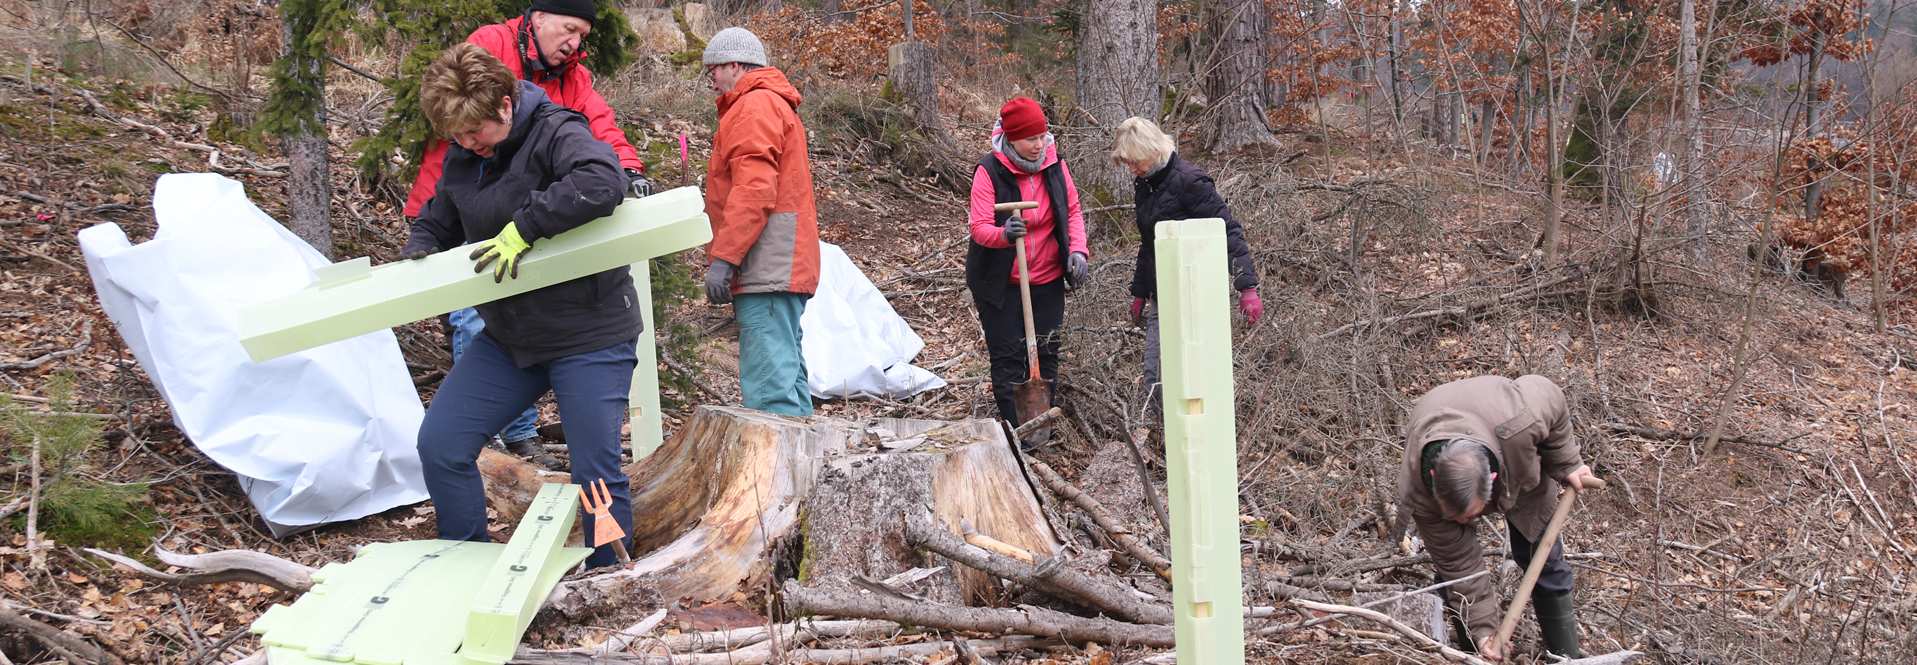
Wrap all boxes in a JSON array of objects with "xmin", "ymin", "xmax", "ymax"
[
  {"xmin": 1679, "ymin": 0, "xmax": 1706, "ymax": 261},
  {"xmin": 279, "ymin": 4, "xmax": 332, "ymax": 258},
  {"xmin": 1803, "ymin": 12, "xmax": 1828, "ymax": 222},
  {"xmin": 1075, "ymin": 0, "xmax": 1159, "ymax": 195},
  {"xmin": 1206, "ymin": 0, "xmax": 1278, "ymax": 153}
]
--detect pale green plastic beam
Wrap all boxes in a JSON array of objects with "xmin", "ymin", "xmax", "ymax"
[
  {"xmin": 459, "ymin": 482, "xmax": 589, "ymax": 664},
  {"xmin": 1154, "ymin": 218, "xmax": 1246, "ymax": 665},
  {"xmin": 627, "ymin": 260, "xmax": 664, "ymax": 458},
  {"xmin": 238, "ymin": 186, "xmax": 710, "ymax": 363},
  {"xmin": 248, "ymin": 483, "xmax": 589, "ymax": 665}
]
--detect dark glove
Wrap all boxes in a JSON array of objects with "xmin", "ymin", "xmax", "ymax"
[
  {"xmin": 625, "ymin": 169, "xmax": 653, "ymax": 198},
  {"xmin": 1001, "ymin": 215, "xmax": 1027, "ymax": 242},
  {"xmin": 400, "ymin": 244, "xmax": 435, "ymax": 260},
  {"xmin": 705, "ymin": 260, "xmax": 736, "ymax": 304},
  {"xmin": 1068, "ymin": 252, "xmax": 1089, "ymax": 285}
]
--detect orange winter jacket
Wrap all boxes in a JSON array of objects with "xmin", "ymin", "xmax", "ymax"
[{"xmin": 704, "ymin": 68, "xmax": 819, "ymax": 296}]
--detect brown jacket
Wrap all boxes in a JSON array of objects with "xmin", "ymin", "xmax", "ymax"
[{"xmin": 1397, "ymin": 374, "xmax": 1584, "ymax": 640}]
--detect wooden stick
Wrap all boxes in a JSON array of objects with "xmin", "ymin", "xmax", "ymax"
[
  {"xmin": 782, "ymin": 580, "xmax": 1175, "ymax": 647},
  {"xmin": 1012, "ymin": 407, "xmax": 1065, "ymax": 440},
  {"xmin": 905, "ymin": 511, "xmax": 1172, "ymax": 625},
  {"xmin": 1123, "ymin": 427, "xmax": 1172, "ymax": 533},
  {"xmin": 26, "ymin": 434, "xmax": 43, "ymax": 570},
  {"xmin": 86, "ymin": 545, "xmax": 316, "ymax": 592},
  {"xmin": 1492, "ymin": 476, "xmax": 1605, "ymax": 651},
  {"xmin": 652, "ymin": 619, "xmax": 903, "ymax": 653},
  {"xmin": 1025, "ymin": 458, "xmax": 1173, "ymax": 581},
  {"xmin": 1292, "ymin": 598, "xmax": 1491, "ymax": 665},
  {"xmin": 958, "ymin": 519, "xmax": 1036, "ymax": 563},
  {"xmin": 0, "ymin": 605, "xmax": 126, "ymax": 665},
  {"xmin": 1, "ymin": 321, "xmax": 92, "ymax": 370},
  {"xmin": 513, "ymin": 637, "xmax": 1059, "ymax": 664}
]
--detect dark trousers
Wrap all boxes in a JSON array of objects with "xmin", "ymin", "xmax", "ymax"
[
  {"xmin": 418, "ymin": 334, "xmax": 637, "ymax": 568},
  {"xmin": 975, "ymin": 278, "xmax": 1064, "ymax": 424},
  {"xmin": 1440, "ymin": 520, "xmax": 1575, "ymax": 650}
]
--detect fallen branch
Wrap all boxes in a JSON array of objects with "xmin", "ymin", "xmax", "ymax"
[
  {"xmin": 0, "ymin": 605, "xmax": 126, "ymax": 665},
  {"xmin": 1122, "ymin": 427, "xmax": 1172, "ymax": 533},
  {"xmin": 1012, "ymin": 407, "xmax": 1066, "ymax": 440},
  {"xmin": 1257, "ymin": 570, "xmax": 1488, "ymax": 636},
  {"xmin": 75, "ymin": 90, "xmax": 286, "ymax": 177},
  {"xmin": 1, "ymin": 321, "xmax": 92, "ymax": 370},
  {"xmin": 1315, "ymin": 281, "xmax": 1582, "ymax": 341},
  {"xmin": 1598, "ymin": 422, "xmax": 1811, "ymax": 455},
  {"xmin": 904, "ymin": 511, "xmax": 1172, "ymax": 625},
  {"xmin": 651, "ymin": 619, "xmax": 904, "ymax": 653},
  {"xmin": 782, "ymin": 580, "xmax": 1174, "ymax": 647},
  {"xmin": 660, "ymin": 349, "xmax": 726, "ymax": 401},
  {"xmin": 1025, "ymin": 458, "xmax": 1173, "ymax": 581},
  {"xmin": 86, "ymin": 545, "xmax": 316, "ymax": 592},
  {"xmin": 1292, "ymin": 598, "xmax": 1490, "ymax": 665},
  {"xmin": 584, "ymin": 609, "xmax": 666, "ymax": 656},
  {"xmin": 513, "ymin": 636, "xmax": 1057, "ymax": 664}
]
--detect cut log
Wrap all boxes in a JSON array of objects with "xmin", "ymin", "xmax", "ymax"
[{"xmin": 474, "ymin": 407, "xmax": 1057, "ymax": 618}]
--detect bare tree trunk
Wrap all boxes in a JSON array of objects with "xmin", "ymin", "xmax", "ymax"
[
  {"xmin": 279, "ymin": 5, "xmax": 332, "ymax": 258},
  {"xmin": 1803, "ymin": 17, "xmax": 1827, "ymax": 221},
  {"xmin": 1076, "ymin": 0, "xmax": 1159, "ymax": 196},
  {"xmin": 1680, "ymin": 0, "xmax": 1706, "ymax": 261},
  {"xmin": 1388, "ymin": 1, "xmax": 1405, "ymax": 132},
  {"xmin": 1206, "ymin": 0, "xmax": 1278, "ymax": 153}
]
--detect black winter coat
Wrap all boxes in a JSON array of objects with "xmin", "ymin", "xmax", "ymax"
[
  {"xmin": 406, "ymin": 81, "xmax": 638, "ymax": 368},
  {"xmin": 1129, "ymin": 153, "xmax": 1259, "ymax": 299}
]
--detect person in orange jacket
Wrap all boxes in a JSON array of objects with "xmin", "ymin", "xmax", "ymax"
[{"xmin": 700, "ymin": 27, "xmax": 820, "ymax": 417}]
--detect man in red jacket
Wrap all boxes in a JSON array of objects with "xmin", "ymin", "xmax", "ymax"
[
  {"xmin": 404, "ymin": 0, "xmax": 650, "ymax": 218},
  {"xmin": 406, "ymin": 0, "xmax": 650, "ymax": 469}
]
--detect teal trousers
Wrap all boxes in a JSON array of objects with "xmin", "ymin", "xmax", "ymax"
[{"xmin": 735, "ymin": 292, "xmax": 812, "ymax": 416}]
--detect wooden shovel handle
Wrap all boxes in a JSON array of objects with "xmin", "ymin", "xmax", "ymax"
[
  {"xmin": 1492, "ymin": 475, "xmax": 1605, "ymax": 649},
  {"xmin": 1014, "ymin": 227, "xmax": 1040, "ymax": 381}
]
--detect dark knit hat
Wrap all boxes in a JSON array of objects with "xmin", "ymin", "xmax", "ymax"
[
  {"xmin": 530, "ymin": 0, "xmax": 597, "ymax": 24},
  {"xmin": 999, "ymin": 97, "xmax": 1047, "ymax": 141}
]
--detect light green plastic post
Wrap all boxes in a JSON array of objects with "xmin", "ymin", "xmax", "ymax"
[
  {"xmin": 628, "ymin": 260, "xmax": 664, "ymax": 458},
  {"xmin": 237, "ymin": 187, "xmax": 712, "ymax": 363},
  {"xmin": 1154, "ymin": 218, "xmax": 1245, "ymax": 665},
  {"xmin": 459, "ymin": 483, "xmax": 591, "ymax": 664}
]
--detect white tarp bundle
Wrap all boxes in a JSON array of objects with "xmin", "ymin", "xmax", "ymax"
[
  {"xmin": 801, "ymin": 242, "xmax": 945, "ymax": 399},
  {"xmin": 78, "ymin": 174, "xmax": 427, "ymax": 536}
]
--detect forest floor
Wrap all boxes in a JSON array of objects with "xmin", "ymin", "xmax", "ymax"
[{"xmin": 2, "ymin": 36, "xmax": 1917, "ymax": 665}]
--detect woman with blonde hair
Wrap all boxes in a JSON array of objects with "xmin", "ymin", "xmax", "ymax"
[{"xmin": 1112, "ymin": 117, "xmax": 1261, "ymax": 396}]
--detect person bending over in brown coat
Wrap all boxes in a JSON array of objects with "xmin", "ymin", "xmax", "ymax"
[{"xmin": 1398, "ymin": 374, "xmax": 1599, "ymax": 661}]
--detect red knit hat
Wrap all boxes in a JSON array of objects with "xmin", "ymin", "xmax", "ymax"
[{"xmin": 999, "ymin": 97, "xmax": 1048, "ymax": 141}]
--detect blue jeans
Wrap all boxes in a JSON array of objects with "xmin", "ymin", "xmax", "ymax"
[
  {"xmin": 418, "ymin": 334, "xmax": 637, "ymax": 568},
  {"xmin": 735, "ymin": 293, "xmax": 812, "ymax": 416},
  {"xmin": 449, "ymin": 307, "xmax": 539, "ymax": 442}
]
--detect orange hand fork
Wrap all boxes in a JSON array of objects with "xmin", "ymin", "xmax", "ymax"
[{"xmin": 579, "ymin": 479, "xmax": 631, "ymax": 564}]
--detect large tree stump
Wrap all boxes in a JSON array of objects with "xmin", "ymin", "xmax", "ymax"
[
  {"xmin": 799, "ymin": 417, "xmax": 1061, "ymax": 604},
  {"xmin": 478, "ymin": 407, "xmax": 1058, "ymax": 618}
]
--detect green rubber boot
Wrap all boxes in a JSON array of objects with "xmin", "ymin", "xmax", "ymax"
[{"xmin": 1533, "ymin": 590, "xmax": 1583, "ymax": 658}]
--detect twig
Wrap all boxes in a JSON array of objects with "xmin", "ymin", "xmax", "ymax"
[
  {"xmin": 0, "ymin": 495, "xmax": 24, "ymax": 523},
  {"xmin": 1598, "ymin": 422, "xmax": 1811, "ymax": 455},
  {"xmin": 1024, "ymin": 457, "xmax": 1173, "ymax": 581},
  {"xmin": 1, "ymin": 321, "xmax": 92, "ymax": 370},
  {"xmin": 660, "ymin": 349, "xmax": 726, "ymax": 401},
  {"xmin": 1291, "ymin": 598, "xmax": 1492, "ymax": 665},
  {"xmin": 0, "ymin": 605, "xmax": 126, "ymax": 665},
  {"xmin": 0, "ymin": 242, "xmax": 81, "ymax": 274},
  {"xmin": 1257, "ymin": 571, "xmax": 1489, "ymax": 635},
  {"xmin": 1122, "ymin": 427, "xmax": 1172, "ymax": 533},
  {"xmin": 586, "ymin": 608, "xmax": 666, "ymax": 656},
  {"xmin": 27, "ymin": 434, "xmax": 44, "ymax": 570}
]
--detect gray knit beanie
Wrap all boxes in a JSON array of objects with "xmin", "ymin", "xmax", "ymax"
[{"xmin": 703, "ymin": 27, "xmax": 768, "ymax": 67}]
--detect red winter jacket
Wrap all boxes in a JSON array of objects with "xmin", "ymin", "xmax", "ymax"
[{"xmin": 403, "ymin": 14, "xmax": 644, "ymax": 218}]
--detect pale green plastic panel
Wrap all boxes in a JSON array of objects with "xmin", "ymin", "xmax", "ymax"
[
  {"xmin": 249, "ymin": 483, "xmax": 590, "ymax": 665},
  {"xmin": 458, "ymin": 483, "xmax": 590, "ymax": 664},
  {"xmin": 1154, "ymin": 218, "xmax": 1246, "ymax": 665},
  {"xmin": 238, "ymin": 187, "xmax": 713, "ymax": 363}
]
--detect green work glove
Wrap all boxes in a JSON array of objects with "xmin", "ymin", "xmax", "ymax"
[{"xmin": 469, "ymin": 222, "xmax": 532, "ymax": 283}]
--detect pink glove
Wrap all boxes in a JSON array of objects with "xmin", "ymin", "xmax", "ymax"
[
  {"xmin": 1129, "ymin": 297, "xmax": 1146, "ymax": 325},
  {"xmin": 1239, "ymin": 289, "xmax": 1263, "ymax": 325}
]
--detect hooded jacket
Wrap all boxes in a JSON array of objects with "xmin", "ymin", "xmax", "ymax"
[
  {"xmin": 965, "ymin": 127, "xmax": 1089, "ymax": 308},
  {"xmin": 1397, "ymin": 374, "xmax": 1585, "ymax": 642},
  {"xmin": 704, "ymin": 67, "xmax": 820, "ymax": 296},
  {"xmin": 404, "ymin": 81, "xmax": 637, "ymax": 368},
  {"xmin": 403, "ymin": 13, "xmax": 644, "ymax": 218},
  {"xmin": 1130, "ymin": 152, "xmax": 1258, "ymax": 299}
]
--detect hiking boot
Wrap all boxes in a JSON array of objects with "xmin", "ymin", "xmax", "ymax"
[
  {"xmin": 1533, "ymin": 590, "xmax": 1582, "ymax": 658},
  {"xmin": 504, "ymin": 435, "xmax": 562, "ymax": 471}
]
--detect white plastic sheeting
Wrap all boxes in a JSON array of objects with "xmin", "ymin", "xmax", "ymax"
[
  {"xmin": 801, "ymin": 242, "xmax": 945, "ymax": 399},
  {"xmin": 78, "ymin": 174, "xmax": 427, "ymax": 537}
]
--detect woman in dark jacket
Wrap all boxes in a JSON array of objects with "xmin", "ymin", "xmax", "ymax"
[
  {"xmin": 403, "ymin": 43, "xmax": 636, "ymax": 568},
  {"xmin": 1111, "ymin": 117, "xmax": 1262, "ymax": 395}
]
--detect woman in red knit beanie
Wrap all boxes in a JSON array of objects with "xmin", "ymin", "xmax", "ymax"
[{"xmin": 962, "ymin": 97, "xmax": 1090, "ymax": 441}]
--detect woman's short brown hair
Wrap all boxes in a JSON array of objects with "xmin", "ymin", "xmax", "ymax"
[{"xmin": 421, "ymin": 43, "xmax": 516, "ymax": 137}]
